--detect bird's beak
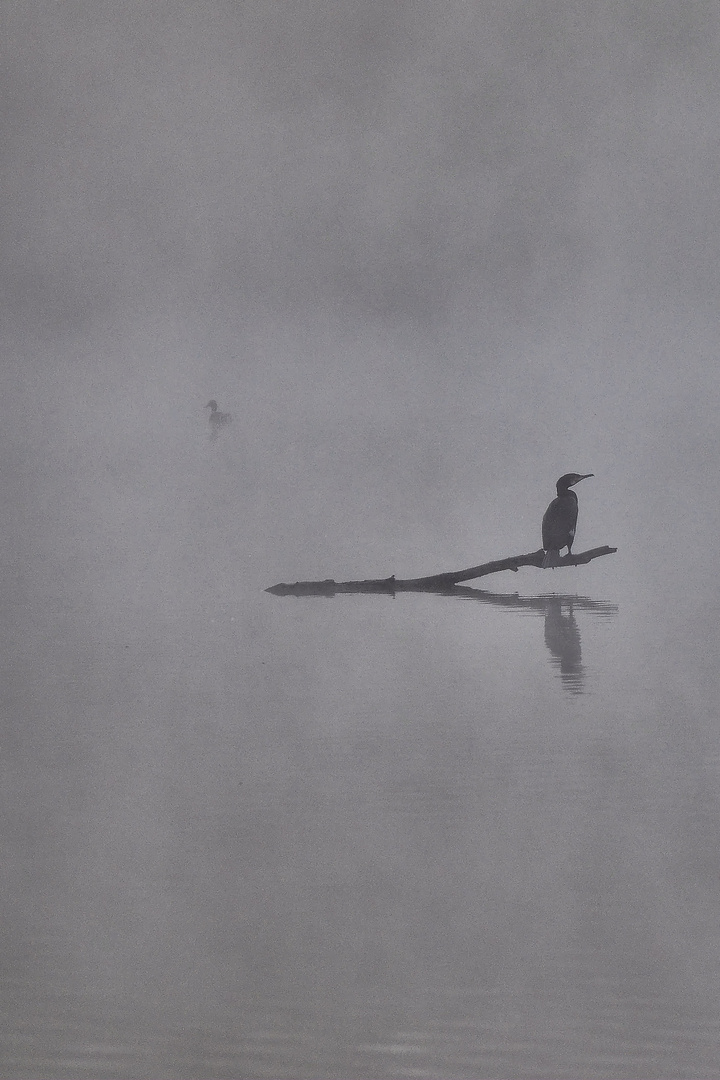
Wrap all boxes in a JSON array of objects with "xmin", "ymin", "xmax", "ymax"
[{"xmin": 574, "ymin": 473, "xmax": 594, "ymax": 484}]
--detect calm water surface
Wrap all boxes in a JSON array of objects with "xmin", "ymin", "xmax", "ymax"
[{"xmin": 3, "ymin": 565, "xmax": 720, "ymax": 1078}]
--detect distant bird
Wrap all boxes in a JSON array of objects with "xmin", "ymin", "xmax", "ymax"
[
  {"xmin": 206, "ymin": 400, "xmax": 231, "ymax": 439},
  {"xmin": 542, "ymin": 473, "xmax": 593, "ymax": 568}
]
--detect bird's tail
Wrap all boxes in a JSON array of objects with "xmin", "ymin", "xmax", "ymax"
[{"xmin": 542, "ymin": 549, "xmax": 561, "ymax": 569}]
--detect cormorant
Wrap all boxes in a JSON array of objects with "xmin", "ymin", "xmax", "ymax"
[
  {"xmin": 541, "ymin": 473, "xmax": 593, "ymax": 568},
  {"xmin": 206, "ymin": 400, "xmax": 232, "ymax": 438}
]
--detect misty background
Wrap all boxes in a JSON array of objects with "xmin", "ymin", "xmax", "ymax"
[
  {"xmin": 3, "ymin": 2, "xmax": 720, "ymax": 1077},
  {"xmin": 5, "ymin": 0, "xmax": 719, "ymax": 592}
]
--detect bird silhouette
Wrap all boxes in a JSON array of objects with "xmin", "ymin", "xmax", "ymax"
[
  {"xmin": 205, "ymin": 400, "xmax": 232, "ymax": 439},
  {"xmin": 541, "ymin": 473, "xmax": 593, "ymax": 568}
]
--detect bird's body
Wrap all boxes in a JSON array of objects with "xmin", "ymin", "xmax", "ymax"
[
  {"xmin": 206, "ymin": 400, "xmax": 231, "ymax": 438},
  {"xmin": 541, "ymin": 473, "xmax": 593, "ymax": 568}
]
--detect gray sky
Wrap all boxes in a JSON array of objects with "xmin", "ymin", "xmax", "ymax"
[{"xmin": 3, "ymin": 1, "xmax": 720, "ymax": 601}]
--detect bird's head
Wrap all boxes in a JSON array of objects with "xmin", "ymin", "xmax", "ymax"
[
  {"xmin": 205, "ymin": 400, "xmax": 218, "ymax": 412},
  {"xmin": 556, "ymin": 472, "xmax": 593, "ymax": 493}
]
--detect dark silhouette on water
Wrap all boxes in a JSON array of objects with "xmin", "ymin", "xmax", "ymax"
[
  {"xmin": 206, "ymin": 400, "xmax": 232, "ymax": 439},
  {"xmin": 266, "ymin": 545, "xmax": 616, "ymax": 597},
  {"xmin": 542, "ymin": 473, "xmax": 593, "ymax": 568},
  {"xmin": 267, "ymin": 474, "xmax": 614, "ymax": 596}
]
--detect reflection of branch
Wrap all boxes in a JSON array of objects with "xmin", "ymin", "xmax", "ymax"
[
  {"xmin": 443, "ymin": 587, "xmax": 618, "ymax": 616},
  {"xmin": 266, "ymin": 545, "xmax": 618, "ymax": 596}
]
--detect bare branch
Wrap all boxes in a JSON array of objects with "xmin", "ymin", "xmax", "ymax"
[{"xmin": 266, "ymin": 545, "xmax": 617, "ymax": 596}]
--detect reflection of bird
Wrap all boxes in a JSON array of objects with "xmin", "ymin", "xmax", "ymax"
[
  {"xmin": 544, "ymin": 597, "xmax": 584, "ymax": 694},
  {"xmin": 206, "ymin": 400, "xmax": 232, "ymax": 439},
  {"xmin": 542, "ymin": 473, "xmax": 593, "ymax": 568}
]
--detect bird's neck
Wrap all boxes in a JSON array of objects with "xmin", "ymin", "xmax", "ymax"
[{"xmin": 556, "ymin": 484, "xmax": 577, "ymax": 499}]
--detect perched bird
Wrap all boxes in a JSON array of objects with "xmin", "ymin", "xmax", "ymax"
[
  {"xmin": 541, "ymin": 473, "xmax": 593, "ymax": 568},
  {"xmin": 206, "ymin": 400, "xmax": 232, "ymax": 438}
]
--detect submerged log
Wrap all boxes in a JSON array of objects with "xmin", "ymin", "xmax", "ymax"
[{"xmin": 266, "ymin": 545, "xmax": 617, "ymax": 597}]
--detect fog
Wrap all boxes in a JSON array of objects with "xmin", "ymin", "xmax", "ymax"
[
  {"xmin": 5, "ymin": 1, "xmax": 720, "ymax": 585},
  {"xmin": 3, "ymin": 3, "xmax": 720, "ymax": 1077}
]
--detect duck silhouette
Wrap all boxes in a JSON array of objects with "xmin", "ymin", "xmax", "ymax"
[{"xmin": 205, "ymin": 400, "xmax": 232, "ymax": 439}]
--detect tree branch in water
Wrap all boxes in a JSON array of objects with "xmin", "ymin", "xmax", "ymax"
[{"xmin": 266, "ymin": 545, "xmax": 618, "ymax": 596}]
